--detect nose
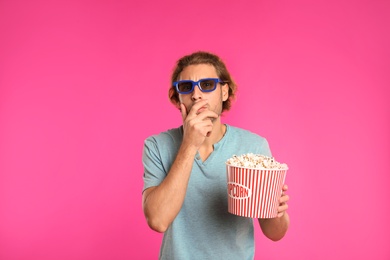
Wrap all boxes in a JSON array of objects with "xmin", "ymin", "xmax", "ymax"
[{"xmin": 191, "ymin": 84, "xmax": 202, "ymax": 101}]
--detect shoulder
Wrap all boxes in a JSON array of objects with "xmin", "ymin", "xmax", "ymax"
[
  {"xmin": 225, "ymin": 125, "xmax": 271, "ymax": 156},
  {"xmin": 144, "ymin": 126, "xmax": 183, "ymax": 148},
  {"xmin": 145, "ymin": 126, "xmax": 182, "ymax": 143},
  {"xmin": 227, "ymin": 125, "xmax": 267, "ymax": 141}
]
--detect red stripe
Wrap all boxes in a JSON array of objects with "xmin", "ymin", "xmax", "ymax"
[
  {"xmin": 272, "ymin": 170, "xmax": 279, "ymax": 217},
  {"xmin": 249, "ymin": 168, "xmax": 254, "ymax": 217},
  {"xmin": 271, "ymin": 170, "xmax": 277, "ymax": 217},
  {"xmin": 243, "ymin": 168, "xmax": 248, "ymax": 217},
  {"xmin": 270, "ymin": 171, "xmax": 277, "ymax": 217},
  {"xmin": 238, "ymin": 168, "xmax": 242, "ymax": 216},
  {"xmin": 254, "ymin": 169, "xmax": 261, "ymax": 218},
  {"xmin": 257, "ymin": 170, "xmax": 263, "ymax": 218},
  {"xmin": 264, "ymin": 171, "xmax": 272, "ymax": 217},
  {"xmin": 226, "ymin": 166, "xmax": 287, "ymax": 218},
  {"xmin": 254, "ymin": 169, "xmax": 258, "ymax": 217},
  {"xmin": 248, "ymin": 169, "xmax": 253, "ymax": 217},
  {"xmin": 270, "ymin": 170, "xmax": 277, "ymax": 217},
  {"xmin": 263, "ymin": 170, "xmax": 268, "ymax": 218}
]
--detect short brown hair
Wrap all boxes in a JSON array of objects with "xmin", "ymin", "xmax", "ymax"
[{"xmin": 168, "ymin": 51, "xmax": 237, "ymax": 112}]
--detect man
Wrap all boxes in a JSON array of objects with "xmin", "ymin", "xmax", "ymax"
[{"xmin": 142, "ymin": 51, "xmax": 290, "ymax": 259}]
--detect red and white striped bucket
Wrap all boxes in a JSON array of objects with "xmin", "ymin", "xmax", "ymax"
[{"xmin": 226, "ymin": 164, "xmax": 287, "ymax": 218}]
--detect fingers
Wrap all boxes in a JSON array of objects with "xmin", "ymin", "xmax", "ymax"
[
  {"xmin": 277, "ymin": 201, "xmax": 289, "ymax": 218},
  {"xmin": 182, "ymin": 101, "xmax": 219, "ymax": 123},
  {"xmin": 180, "ymin": 103, "xmax": 187, "ymax": 121},
  {"xmin": 277, "ymin": 205, "xmax": 288, "ymax": 218},
  {"xmin": 186, "ymin": 100, "xmax": 210, "ymax": 118},
  {"xmin": 279, "ymin": 194, "xmax": 289, "ymax": 204},
  {"xmin": 197, "ymin": 110, "xmax": 219, "ymax": 121},
  {"xmin": 180, "ymin": 100, "xmax": 219, "ymax": 148},
  {"xmin": 277, "ymin": 191, "xmax": 289, "ymax": 218},
  {"xmin": 190, "ymin": 118, "xmax": 214, "ymax": 136}
]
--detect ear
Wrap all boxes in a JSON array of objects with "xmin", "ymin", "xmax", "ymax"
[
  {"xmin": 222, "ymin": 83, "xmax": 229, "ymax": 101},
  {"xmin": 169, "ymin": 88, "xmax": 182, "ymax": 109}
]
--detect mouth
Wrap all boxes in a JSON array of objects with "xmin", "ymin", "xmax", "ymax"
[{"xmin": 197, "ymin": 106, "xmax": 208, "ymax": 114}]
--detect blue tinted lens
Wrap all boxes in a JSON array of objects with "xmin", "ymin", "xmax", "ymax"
[
  {"xmin": 177, "ymin": 81, "xmax": 193, "ymax": 93},
  {"xmin": 175, "ymin": 78, "xmax": 220, "ymax": 94},
  {"xmin": 199, "ymin": 79, "xmax": 217, "ymax": 91}
]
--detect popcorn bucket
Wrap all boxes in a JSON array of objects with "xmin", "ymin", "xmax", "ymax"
[{"xmin": 226, "ymin": 164, "xmax": 287, "ymax": 218}]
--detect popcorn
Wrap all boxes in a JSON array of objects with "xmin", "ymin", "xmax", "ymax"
[
  {"xmin": 226, "ymin": 154, "xmax": 288, "ymax": 218},
  {"xmin": 226, "ymin": 153, "xmax": 288, "ymax": 170}
]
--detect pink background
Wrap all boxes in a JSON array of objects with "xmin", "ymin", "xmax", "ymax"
[{"xmin": 1, "ymin": 0, "xmax": 389, "ymax": 259}]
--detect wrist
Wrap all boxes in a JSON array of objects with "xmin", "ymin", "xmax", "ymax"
[{"xmin": 179, "ymin": 141, "xmax": 198, "ymax": 157}]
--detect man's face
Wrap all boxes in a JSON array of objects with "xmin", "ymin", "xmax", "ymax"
[{"xmin": 177, "ymin": 64, "xmax": 229, "ymax": 118}]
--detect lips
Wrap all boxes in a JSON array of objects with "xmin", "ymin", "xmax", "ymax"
[{"xmin": 197, "ymin": 106, "xmax": 207, "ymax": 114}]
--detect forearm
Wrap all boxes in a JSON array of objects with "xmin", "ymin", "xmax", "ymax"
[
  {"xmin": 258, "ymin": 212, "xmax": 290, "ymax": 241},
  {"xmin": 143, "ymin": 142, "xmax": 197, "ymax": 232}
]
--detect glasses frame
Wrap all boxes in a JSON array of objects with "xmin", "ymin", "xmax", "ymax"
[{"xmin": 173, "ymin": 78, "xmax": 224, "ymax": 94}]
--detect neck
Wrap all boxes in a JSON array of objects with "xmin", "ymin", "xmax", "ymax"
[
  {"xmin": 200, "ymin": 117, "xmax": 226, "ymax": 148},
  {"xmin": 196, "ymin": 117, "xmax": 226, "ymax": 162}
]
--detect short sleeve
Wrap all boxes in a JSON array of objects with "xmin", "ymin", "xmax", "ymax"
[
  {"xmin": 259, "ymin": 138, "xmax": 272, "ymax": 157},
  {"xmin": 142, "ymin": 137, "xmax": 167, "ymax": 192}
]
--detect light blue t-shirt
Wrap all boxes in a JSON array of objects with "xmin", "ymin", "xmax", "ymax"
[{"xmin": 142, "ymin": 124, "xmax": 272, "ymax": 260}]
